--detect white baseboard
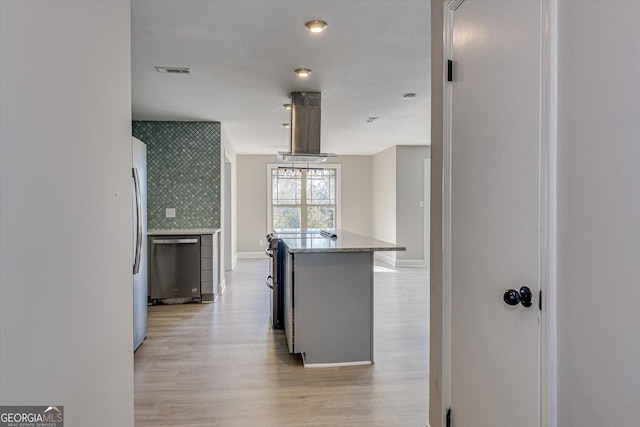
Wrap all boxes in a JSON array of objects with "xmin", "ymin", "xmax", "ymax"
[
  {"xmin": 237, "ymin": 251, "xmax": 267, "ymax": 259},
  {"xmin": 374, "ymin": 252, "xmax": 427, "ymax": 268},
  {"xmin": 219, "ymin": 278, "xmax": 226, "ymax": 295},
  {"xmin": 231, "ymin": 254, "xmax": 238, "ymax": 269},
  {"xmin": 374, "ymin": 252, "xmax": 397, "ymax": 266},
  {"xmin": 395, "ymin": 259, "xmax": 428, "ymax": 268}
]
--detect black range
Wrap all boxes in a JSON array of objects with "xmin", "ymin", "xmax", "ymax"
[{"xmin": 265, "ymin": 230, "xmax": 322, "ymax": 329}]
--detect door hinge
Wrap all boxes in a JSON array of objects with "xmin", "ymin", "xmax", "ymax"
[
  {"xmin": 447, "ymin": 60, "xmax": 453, "ymax": 82},
  {"xmin": 539, "ymin": 290, "xmax": 542, "ymax": 311},
  {"xmin": 446, "ymin": 408, "xmax": 451, "ymax": 427}
]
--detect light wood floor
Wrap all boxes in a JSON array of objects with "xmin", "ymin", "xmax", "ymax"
[{"xmin": 134, "ymin": 259, "xmax": 429, "ymax": 426}]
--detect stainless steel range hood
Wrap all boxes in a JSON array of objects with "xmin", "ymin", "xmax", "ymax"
[{"xmin": 277, "ymin": 92, "xmax": 336, "ymax": 163}]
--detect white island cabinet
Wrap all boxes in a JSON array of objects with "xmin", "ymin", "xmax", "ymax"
[{"xmin": 281, "ymin": 230, "xmax": 405, "ymax": 367}]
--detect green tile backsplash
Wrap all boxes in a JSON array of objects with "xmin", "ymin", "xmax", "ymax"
[{"xmin": 132, "ymin": 121, "xmax": 220, "ymax": 230}]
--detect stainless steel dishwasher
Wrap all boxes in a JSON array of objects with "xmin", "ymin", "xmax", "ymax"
[{"xmin": 149, "ymin": 236, "xmax": 201, "ymax": 303}]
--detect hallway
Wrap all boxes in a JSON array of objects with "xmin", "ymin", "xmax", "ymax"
[{"xmin": 134, "ymin": 259, "xmax": 429, "ymax": 426}]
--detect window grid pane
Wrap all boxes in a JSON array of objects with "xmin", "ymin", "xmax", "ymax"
[
  {"xmin": 306, "ymin": 205, "xmax": 335, "ymax": 229},
  {"xmin": 273, "ymin": 169, "xmax": 301, "ymax": 205},
  {"xmin": 272, "ymin": 206, "xmax": 301, "ymax": 229},
  {"xmin": 306, "ymin": 169, "xmax": 335, "ymax": 205}
]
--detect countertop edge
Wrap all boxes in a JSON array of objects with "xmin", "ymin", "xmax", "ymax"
[
  {"xmin": 279, "ymin": 229, "xmax": 406, "ymax": 253},
  {"xmin": 147, "ymin": 228, "xmax": 221, "ymax": 236},
  {"xmin": 285, "ymin": 246, "xmax": 406, "ymax": 254}
]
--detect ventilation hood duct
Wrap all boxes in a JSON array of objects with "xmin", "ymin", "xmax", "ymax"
[{"xmin": 277, "ymin": 92, "xmax": 336, "ymax": 163}]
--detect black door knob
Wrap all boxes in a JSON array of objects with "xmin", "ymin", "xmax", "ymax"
[
  {"xmin": 503, "ymin": 289, "xmax": 521, "ymax": 306},
  {"xmin": 519, "ymin": 286, "xmax": 533, "ymax": 307},
  {"xmin": 503, "ymin": 286, "xmax": 533, "ymax": 307}
]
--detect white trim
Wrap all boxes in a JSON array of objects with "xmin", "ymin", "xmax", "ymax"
[
  {"xmin": 374, "ymin": 252, "xmax": 396, "ymax": 266},
  {"xmin": 223, "ymin": 150, "xmax": 233, "ymax": 272},
  {"xmin": 540, "ymin": 1, "xmax": 558, "ymax": 427},
  {"xmin": 231, "ymin": 254, "xmax": 238, "ymax": 270},
  {"xmin": 374, "ymin": 254, "xmax": 425, "ymax": 268},
  {"xmin": 219, "ymin": 278, "xmax": 226, "ymax": 295},
  {"xmin": 442, "ymin": 3, "xmax": 456, "ymax": 427},
  {"xmin": 447, "ymin": 0, "xmax": 464, "ymax": 10},
  {"xmin": 424, "ymin": 158, "xmax": 431, "ymax": 268},
  {"xmin": 236, "ymin": 251, "xmax": 267, "ymax": 259},
  {"xmin": 266, "ymin": 163, "xmax": 342, "ymax": 232},
  {"xmin": 396, "ymin": 259, "xmax": 427, "ymax": 268},
  {"xmin": 301, "ymin": 358, "xmax": 372, "ymax": 368}
]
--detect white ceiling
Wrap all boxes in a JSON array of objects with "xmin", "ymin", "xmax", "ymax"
[{"xmin": 131, "ymin": 0, "xmax": 430, "ymax": 156}]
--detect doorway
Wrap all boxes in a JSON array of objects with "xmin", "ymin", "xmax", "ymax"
[
  {"xmin": 438, "ymin": 1, "xmax": 557, "ymax": 426},
  {"xmin": 224, "ymin": 151, "xmax": 233, "ymax": 272}
]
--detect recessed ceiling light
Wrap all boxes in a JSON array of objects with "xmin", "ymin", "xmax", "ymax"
[
  {"xmin": 155, "ymin": 66, "xmax": 191, "ymax": 74},
  {"xmin": 403, "ymin": 93, "xmax": 417, "ymax": 99},
  {"xmin": 295, "ymin": 68, "xmax": 312, "ymax": 78},
  {"xmin": 283, "ymin": 104, "xmax": 292, "ymax": 110},
  {"xmin": 305, "ymin": 20, "xmax": 328, "ymax": 33},
  {"xmin": 282, "ymin": 123, "xmax": 290, "ymax": 128}
]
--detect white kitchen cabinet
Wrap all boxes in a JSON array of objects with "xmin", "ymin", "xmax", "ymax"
[{"xmin": 200, "ymin": 230, "xmax": 220, "ymax": 302}]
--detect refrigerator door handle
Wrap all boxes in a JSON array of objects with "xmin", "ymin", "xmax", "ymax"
[{"xmin": 133, "ymin": 167, "xmax": 143, "ymax": 274}]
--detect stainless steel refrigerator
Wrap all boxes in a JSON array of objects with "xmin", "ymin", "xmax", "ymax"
[{"xmin": 132, "ymin": 137, "xmax": 148, "ymax": 351}]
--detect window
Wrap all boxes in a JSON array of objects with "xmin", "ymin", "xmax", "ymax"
[{"xmin": 268, "ymin": 165, "xmax": 340, "ymax": 231}]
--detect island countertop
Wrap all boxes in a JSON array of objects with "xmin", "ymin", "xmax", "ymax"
[{"xmin": 281, "ymin": 229, "xmax": 405, "ymax": 253}]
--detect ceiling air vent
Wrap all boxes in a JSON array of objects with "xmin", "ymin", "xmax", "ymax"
[{"xmin": 154, "ymin": 66, "xmax": 191, "ymax": 74}]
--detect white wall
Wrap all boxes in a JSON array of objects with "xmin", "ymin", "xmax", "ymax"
[
  {"xmin": 372, "ymin": 146, "xmax": 397, "ymax": 263},
  {"xmin": 339, "ymin": 156, "xmax": 373, "ymax": 238},
  {"xmin": 396, "ymin": 146, "xmax": 431, "ymax": 262},
  {"xmin": 236, "ymin": 155, "xmax": 372, "ymax": 254},
  {"xmin": 0, "ymin": 2, "xmax": 133, "ymax": 426},
  {"xmin": 237, "ymin": 155, "xmax": 271, "ymax": 254},
  {"xmin": 556, "ymin": 2, "xmax": 640, "ymax": 426},
  {"xmin": 372, "ymin": 145, "xmax": 430, "ymax": 266}
]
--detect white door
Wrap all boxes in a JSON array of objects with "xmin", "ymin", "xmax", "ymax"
[{"xmin": 446, "ymin": 1, "xmax": 543, "ymax": 425}]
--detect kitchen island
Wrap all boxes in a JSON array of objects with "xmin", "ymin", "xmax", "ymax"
[{"xmin": 280, "ymin": 229, "xmax": 405, "ymax": 367}]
